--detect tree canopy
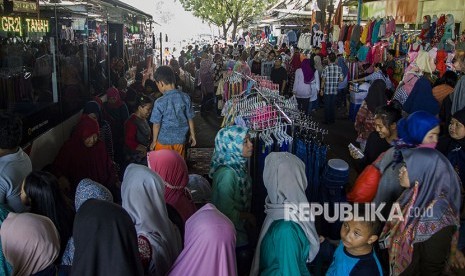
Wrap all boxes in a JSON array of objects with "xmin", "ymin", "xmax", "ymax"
[{"xmin": 178, "ymin": 0, "xmax": 276, "ymax": 39}]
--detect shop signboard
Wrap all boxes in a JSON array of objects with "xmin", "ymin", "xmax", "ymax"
[
  {"xmin": 3, "ymin": 0, "xmax": 38, "ymax": 14},
  {"xmin": 0, "ymin": 15, "xmax": 49, "ymax": 36},
  {"xmin": 12, "ymin": 0, "xmax": 38, "ymax": 13}
]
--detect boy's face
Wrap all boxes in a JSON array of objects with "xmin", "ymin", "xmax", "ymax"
[{"xmin": 340, "ymin": 221, "xmax": 378, "ymax": 254}]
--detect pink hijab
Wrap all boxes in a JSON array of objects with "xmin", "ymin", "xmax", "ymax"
[
  {"xmin": 1, "ymin": 213, "xmax": 60, "ymax": 276},
  {"xmin": 168, "ymin": 204, "xmax": 237, "ymax": 276},
  {"xmin": 147, "ymin": 150, "xmax": 197, "ymax": 222}
]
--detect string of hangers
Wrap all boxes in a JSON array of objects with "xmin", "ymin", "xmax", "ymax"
[{"xmin": 221, "ymin": 71, "xmax": 328, "ymax": 141}]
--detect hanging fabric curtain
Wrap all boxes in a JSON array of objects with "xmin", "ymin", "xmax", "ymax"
[{"xmin": 386, "ymin": 0, "xmax": 419, "ymax": 23}]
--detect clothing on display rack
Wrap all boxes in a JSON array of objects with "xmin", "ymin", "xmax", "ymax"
[
  {"xmin": 292, "ymin": 116, "xmax": 328, "ymax": 203},
  {"xmin": 297, "ymin": 33, "xmax": 312, "ymax": 50}
]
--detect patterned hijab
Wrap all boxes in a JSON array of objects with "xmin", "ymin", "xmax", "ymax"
[
  {"xmin": 251, "ymin": 152, "xmax": 320, "ymax": 275},
  {"xmin": 210, "ymin": 126, "xmax": 251, "ymax": 208},
  {"xmin": 1, "ymin": 213, "xmax": 60, "ymax": 276},
  {"xmin": 61, "ymin": 179, "xmax": 114, "ymax": 265},
  {"xmin": 380, "ymin": 148, "xmax": 460, "ymax": 275}
]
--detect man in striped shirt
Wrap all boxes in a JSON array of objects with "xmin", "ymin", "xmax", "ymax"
[{"xmin": 320, "ymin": 53, "xmax": 343, "ymax": 124}]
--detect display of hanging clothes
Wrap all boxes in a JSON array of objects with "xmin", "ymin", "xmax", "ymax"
[
  {"xmin": 287, "ymin": 30, "xmax": 297, "ymax": 46},
  {"xmin": 339, "ymin": 24, "xmax": 347, "ymax": 43},
  {"xmin": 367, "ymin": 19, "xmax": 376, "ymax": 45},
  {"xmin": 312, "ymin": 30, "xmax": 324, "ymax": 48},
  {"xmin": 297, "ymin": 33, "xmax": 312, "ymax": 50},
  {"xmin": 292, "ymin": 123, "xmax": 328, "ymax": 203},
  {"xmin": 360, "ymin": 20, "xmax": 370, "ymax": 44},
  {"xmin": 357, "ymin": 45, "xmax": 369, "ymax": 62},
  {"xmin": 379, "ymin": 19, "xmax": 386, "ymax": 38},
  {"xmin": 436, "ymin": 49, "xmax": 447, "ymax": 77},
  {"xmin": 386, "ymin": 17, "xmax": 396, "ymax": 37},
  {"xmin": 427, "ymin": 15, "xmax": 438, "ymax": 42},
  {"xmin": 431, "ymin": 14, "xmax": 446, "ymax": 47},
  {"xmin": 372, "ymin": 18, "xmax": 383, "ymax": 44},
  {"xmin": 333, "ymin": 26, "xmax": 341, "ymax": 44}
]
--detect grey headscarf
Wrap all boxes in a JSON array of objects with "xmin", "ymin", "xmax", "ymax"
[
  {"xmin": 451, "ymin": 75, "xmax": 465, "ymax": 114},
  {"xmin": 250, "ymin": 152, "xmax": 319, "ymax": 275},
  {"xmin": 122, "ymin": 164, "xmax": 182, "ymax": 276},
  {"xmin": 314, "ymin": 55, "xmax": 324, "ymax": 73}
]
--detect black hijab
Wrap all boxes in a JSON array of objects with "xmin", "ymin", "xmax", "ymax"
[
  {"xmin": 365, "ymin": 79, "xmax": 387, "ymax": 113},
  {"xmin": 82, "ymin": 101, "xmax": 102, "ymax": 125},
  {"xmin": 70, "ymin": 199, "xmax": 143, "ymax": 276}
]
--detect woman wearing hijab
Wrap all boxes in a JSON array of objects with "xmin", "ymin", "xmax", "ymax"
[
  {"xmin": 187, "ymin": 174, "xmax": 212, "ymax": 206},
  {"xmin": 71, "ymin": 199, "xmax": 144, "ymax": 276},
  {"xmin": 1, "ymin": 213, "xmax": 60, "ymax": 276},
  {"xmin": 210, "ymin": 125, "xmax": 254, "ymax": 275},
  {"xmin": 403, "ymin": 76, "xmax": 439, "ymax": 115},
  {"xmin": 437, "ymin": 109, "xmax": 465, "ymax": 256},
  {"xmin": 392, "ymin": 64, "xmax": 421, "ymax": 105},
  {"xmin": 53, "ymin": 115, "xmax": 119, "ymax": 199},
  {"xmin": 82, "ymin": 100, "xmax": 114, "ymax": 161},
  {"xmin": 121, "ymin": 164, "xmax": 182, "ymax": 276},
  {"xmin": 292, "ymin": 58, "xmax": 319, "ymax": 115},
  {"xmin": 355, "ymin": 79, "xmax": 388, "ymax": 151},
  {"xmin": 250, "ymin": 152, "xmax": 319, "ymax": 276},
  {"xmin": 380, "ymin": 148, "xmax": 461, "ymax": 275},
  {"xmin": 21, "ymin": 171, "xmax": 75, "ymax": 261},
  {"xmin": 313, "ymin": 54, "xmax": 324, "ymax": 74},
  {"xmin": 124, "ymin": 94, "xmax": 153, "ymax": 166},
  {"xmin": 287, "ymin": 49, "xmax": 302, "ymax": 95},
  {"xmin": 61, "ymin": 178, "xmax": 113, "ymax": 266},
  {"xmin": 147, "ymin": 149, "xmax": 196, "ymax": 223},
  {"xmin": 372, "ymin": 110, "xmax": 440, "ymax": 216},
  {"xmin": 168, "ymin": 203, "xmax": 237, "ymax": 276},
  {"xmin": 442, "ymin": 51, "xmax": 465, "ymax": 127},
  {"xmin": 397, "ymin": 110, "xmax": 440, "ymax": 149},
  {"xmin": 103, "ymin": 87, "xmax": 129, "ymax": 167},
  {"xmin": 0, "ymin": 205, "xmax": 12, "ymax": 275}
]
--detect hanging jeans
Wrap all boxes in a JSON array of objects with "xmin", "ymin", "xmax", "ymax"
[{"xmin": 252, "ymin": 138, "xmax": 273, "ymax": 229}]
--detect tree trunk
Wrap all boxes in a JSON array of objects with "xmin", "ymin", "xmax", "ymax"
[
  {"xmin": 222, "ymin": 23, "xmax": 228, "ymax": 39},
  {"xmin": 231, "ymin": 20, "xmax": 238, "ymax": 42}
]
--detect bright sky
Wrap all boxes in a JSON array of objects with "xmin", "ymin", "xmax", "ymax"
[{"xmin": 121, "ymin": 0, "xmax": 215, "ymax": 44}]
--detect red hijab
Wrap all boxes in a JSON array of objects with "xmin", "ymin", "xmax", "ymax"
[
  {"xmin": 147, "ymin": 150, "xmax": 196, "ymax": 222},
  {"xmin": 290, "ymin": 52, "xmax": 302, "ymax": 71},
  {"xmin": 106, "ymin": 87, "xmax": 123, "ymax": 109},
  {"xmin": 53, "ymin": 115, "xmax": 117, "ymax": 196}
]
